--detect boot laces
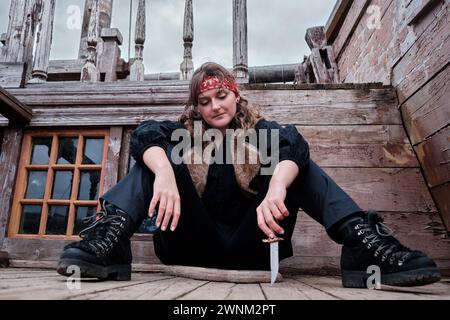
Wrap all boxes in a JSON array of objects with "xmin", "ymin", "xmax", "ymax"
[
  {"xmin": 78, "ymin": 200, "xmax": 127, "ymax": 256},
  {"xmin": 355, "ymin": 211, "xmax": 411, "ymax": 266}
]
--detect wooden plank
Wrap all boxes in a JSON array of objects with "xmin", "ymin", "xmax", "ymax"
[
  {"xmin": 118, "ymin": 128, "xmax": 132, "ymax": 181},
  {"xmin": 299, "ymin": 125, "xmax": 409, "ymax": 144},
  {"xmin": 414, "ymin": 126, "xmax": 450, "ymax": 187},
  {"xmin": 2, "ymin": 238, "xmax": 161, "ymax": 265},
  {"xmin": 180, "ymin": 281, "xmax": 241, "ymax": 300},
  {"xmin": 310, "ymin": 142, "xmax": 417, "ymax": 168},
  {"xmin": 7, "ymin": 86, "xmax": 396, "ymax": 106},
  {"xmin": 25, "ymin": 101, "xmax": 400, "ymax": 127},
  {"xmin": 393, "ymin": 1, "xmax": 450, "ymax": 104},
  {"xmin": 322, "ymin": 167, "xmax": 435, "ymax": 212},
  {"xmin": 0, "ymin": 126, "xmax": 23, "ymax": 247},
  {"xmin": 431, "ymin": 182, "xmax": 450, "ymax": 232},
  {"xmin": 296, "ymin": 275, "xmax": 450, "ymax": 300},
  {"xmin": 0, "ymin": 87, "xmax": 32, "ymax": 123},
  {"xmin": 0, "ymin": 272, "xmax": 170, "ymax": 300},
  {"xmin": 401, "ymin": 64, "xmax": 450, "ymax": 145},
  {"xmin": 260, "ymin": 278, "xmax": 337, "ymax": 300},
  {"xmin": 406, "ymin": 0, "xmax": 442, "ymax": 25},
  {"xmin": 324, "ymin": 0, "xmax": 354, "ymax": 43},
  {"xmin": 103, "ymin": 127, "xmax": 123, "ymax": 193},
  {"xmin": 73, "ymin": 276, "xmax": 206, "ymax": 300},
  {"xmin": 0, "ymin": 63, "xmax": 26, "ymax": 88},
  {"xmin": 291, "ymin": 210, "xmax": 450, "ymax": 260}
]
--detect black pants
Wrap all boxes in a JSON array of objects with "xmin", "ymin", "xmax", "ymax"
[{"xmin": 101, "ymin": 160, "xmax": 362, "ymax": 270}]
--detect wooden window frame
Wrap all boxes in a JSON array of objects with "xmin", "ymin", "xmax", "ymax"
[{"xmin": 8, "ymin": 128, "xmax": 110, "ymax": 240}]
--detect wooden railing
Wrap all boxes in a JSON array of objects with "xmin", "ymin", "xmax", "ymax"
[{"xmin": 0, "ymin": 0, "xmax": 338, "ymax": 86}]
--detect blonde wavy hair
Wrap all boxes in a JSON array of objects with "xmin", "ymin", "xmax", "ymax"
[{"xmin": 179, "ymin": 62, "xmax": 263, "ymax": 136}]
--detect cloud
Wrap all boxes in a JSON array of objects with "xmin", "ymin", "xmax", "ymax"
[{"xmin": 0, "ymin": 0, "xmax": 336, "ymax": 73}]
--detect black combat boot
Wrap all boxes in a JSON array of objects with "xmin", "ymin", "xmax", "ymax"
[
  {"xmin": 57, "ymin": 200, "xmax": 136, "ymax": 281},
  {"xmin": 335, "ymin": 210, "xmax": 441, "ymax": 288}
]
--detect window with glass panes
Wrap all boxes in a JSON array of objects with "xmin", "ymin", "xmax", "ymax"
[{"xmin": 8, "ymin": 129, "xmax": 109, "ymax": 238}]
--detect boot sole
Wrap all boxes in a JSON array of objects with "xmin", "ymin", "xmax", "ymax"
[
  {"xmin": 57, "ymin": 258, "xmax": 131, "ymax": 281},
  {"xmin": 342, "ymin": 267, "xmax": 441, "ymax": 288}
]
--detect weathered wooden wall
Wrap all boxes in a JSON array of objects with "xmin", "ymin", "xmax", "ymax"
[
  {"xmin": 2, "ymin": 82, "xmax": 449, "ymax": 275},
  {"xmin": 326, "ymin": 0, "xmax": 450, "ymax": 231}
]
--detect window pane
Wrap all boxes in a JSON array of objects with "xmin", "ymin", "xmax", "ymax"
[
  {"xmin": 78, "ymin": 171, "xmax": 100, "ymax": 200},
  {"xmin": 46, "ymin": 205, "xmax": 69, "ymax": 235},
  {"xmin": 82, "ymin": 138, "xmax": 104, "ymax": 164},
  {"xmin": 73, "ymin": 206, "xmax": 97, "ymax": 235},
  {"xmin": 19, "ymin": 205, "xmax": 42, "ymax": 234},
  {"xmin": 57, "ymin": 138, "xmax": 78, "ymax": 164},
  {"xmin": 25, "ymin": 171, "xmax": 47, "ymax": 199},
  {"xmin": 51, "ymin": 171, "xmax": 73, "ymax": 199},
  {"xmin": 30, "ymin": 138, "xmax": 52, "ymax": 164}
]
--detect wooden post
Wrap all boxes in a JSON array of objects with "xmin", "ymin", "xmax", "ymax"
[
  {"xmin": 0, "ymin": 0, "xmax": 42, "ymax": 83},
  {"xmin": 232, "ymin": 0, "xmax": 248, "ymax": 79},
  {"xmin": 80, "ymin": 0, "xmax": 100, "ymax": 82},
  {"xmin": 130, "ymin": 0, "xmax": 146, "ymax": 81},
  {"xmin": 0, "ymin": 126, "xmax": 23, "ymax": 248},
  {"xmin": 180, "ymin": 0, "xmax": 194, "ymax": 80},
  {"xmin": 78, "ymin": 0, "xmax": 113, "ymax": 60},
  {"xmin": 305, "ymin": 26, "xmax": 340, "ymax": 84},
  {"xmin": 103, "ymin": 126, "xmax": 123, "ymax": 193},
  {"xmin": 29, "ymin": 0, "xmax": 56, "ymax": 84},
  {"xmin": 99, "ymin": 28, "xmax": 123, "ymax": 82}
]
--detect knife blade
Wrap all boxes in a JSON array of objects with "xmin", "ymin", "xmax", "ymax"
[
  {"xmin": 270, "ymin": 241, "xmax": 279, "ymax": 285},
  {"xmin": 263, "ymin": 237, "xmax": 283, "ymax": 285}
]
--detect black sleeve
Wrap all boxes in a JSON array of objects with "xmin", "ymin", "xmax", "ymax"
[
  {"xmin": 130, "ymin": 119, "xmax": 184, "ymax": 165},
  {"xmin": 255, "ymin": 119, "xmax": 310, "ymax": 170}
]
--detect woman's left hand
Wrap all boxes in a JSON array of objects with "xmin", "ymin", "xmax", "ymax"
[{"xmin": 256, "ymin": 180, "xmax": 290, "ymax": 239}]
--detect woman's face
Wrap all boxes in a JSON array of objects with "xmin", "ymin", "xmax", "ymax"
[{"xmin": 197, "ymin": 87, "xmax": 238, "ymax": 134}]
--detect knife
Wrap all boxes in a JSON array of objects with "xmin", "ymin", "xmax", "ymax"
[{"xmin": 263, "ymin": 236, "xmax": 283, "ymax": 285}]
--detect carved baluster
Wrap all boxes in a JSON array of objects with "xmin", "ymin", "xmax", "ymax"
[
  {"xmin": 1, "ymin": 0, "xmax": 42, "ymax": 83},
  {"xmin": 180, "ymin": 0, "xmax": 193, "ymax": 80},
  {"xmin": 79, "ymin": 0, "xmax": 113, "ymax": 60},
  {"xmin": 29, "ymin": 0, "xmax": 56, "ymax": 83},
  {"xmin": 130, "ymin": 0, "xmax": 146, "ymax": 81},
  {"xmin": 81, "ymin": 0, "xmax": 100, "ymax": 82},
  {"xmin": 232, "ymin": 0, "xmax": 248, "ymax": 79}
]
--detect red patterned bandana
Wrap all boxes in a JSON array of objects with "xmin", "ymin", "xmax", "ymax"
[{"xmin": 199, "ymin": 76, "xmax": 240, "ymax": 97}]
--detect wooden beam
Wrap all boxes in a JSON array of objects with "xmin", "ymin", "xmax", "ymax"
[
  {"xmin": 414, "ymin": 126, "xmax": 450, "ymax": 188},
  {"xmin": 324, "ymin": 0, "xmax": 353, "ymax": 43},
  {"xmin": 103, "ymin": 126, "xmax": 123, "ymax": 193},
  {"xmin": 0, "ymin": 62, "xmax": 26, "ymax": 88},
  {"xmin": 430, "ymin": 182, "xmax": 450, "ymax": 232},
  {"xmin": 233, "ymin": 0, "xmax": 248, "ymax": 79},
  {"xmin": 29, "ymin": 0, "xmax": 56, "ymax": 84},
  {"xmin": 0, "ymin": 126, "xmax": 23, "ymax": 248},
  {"xmin": 0, "ymin": 87, "xmax": 32, "ymax": 123},
  {"xmin": 78, "ymin": 0, "xmax": 113, "ymax": 60},
  {"xmin": 406, "ymin": 0, "xmax": 442, "ymax": 25},
  {"xmin": 180, "ymin": 0, "xmax": 194, "ymax": 80},
  {"xmin": 129, "ymin": 0, "xmax": 146, "ymax": 81}
]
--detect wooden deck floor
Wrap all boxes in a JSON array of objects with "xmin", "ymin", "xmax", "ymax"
[{"xmin": 0, "ymin": 268, "xmax": 449, "ymax": 300}]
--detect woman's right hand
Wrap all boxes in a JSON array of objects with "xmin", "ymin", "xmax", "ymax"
[
  {"xmin": 143, "ymin": 146, "xmax": 181, "ymax": 231},
  {"xmin": 148, "ymin": 168, "xmax": 181, "ymax": 232}
]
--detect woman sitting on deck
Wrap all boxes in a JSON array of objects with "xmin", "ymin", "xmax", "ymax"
[{"xmin": 57, "ymin": 62, "xmax": 440, "ymax": 288}]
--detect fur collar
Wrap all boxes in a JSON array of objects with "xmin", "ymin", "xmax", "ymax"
[{"xmin": 183, "ymin": 138, "xmax": 261, "ymax": 198}]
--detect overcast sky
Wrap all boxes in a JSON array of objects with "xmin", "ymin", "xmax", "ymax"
[{"xmin": 0, "ymin": 0, "xmax": 336, "ymax": 73}]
